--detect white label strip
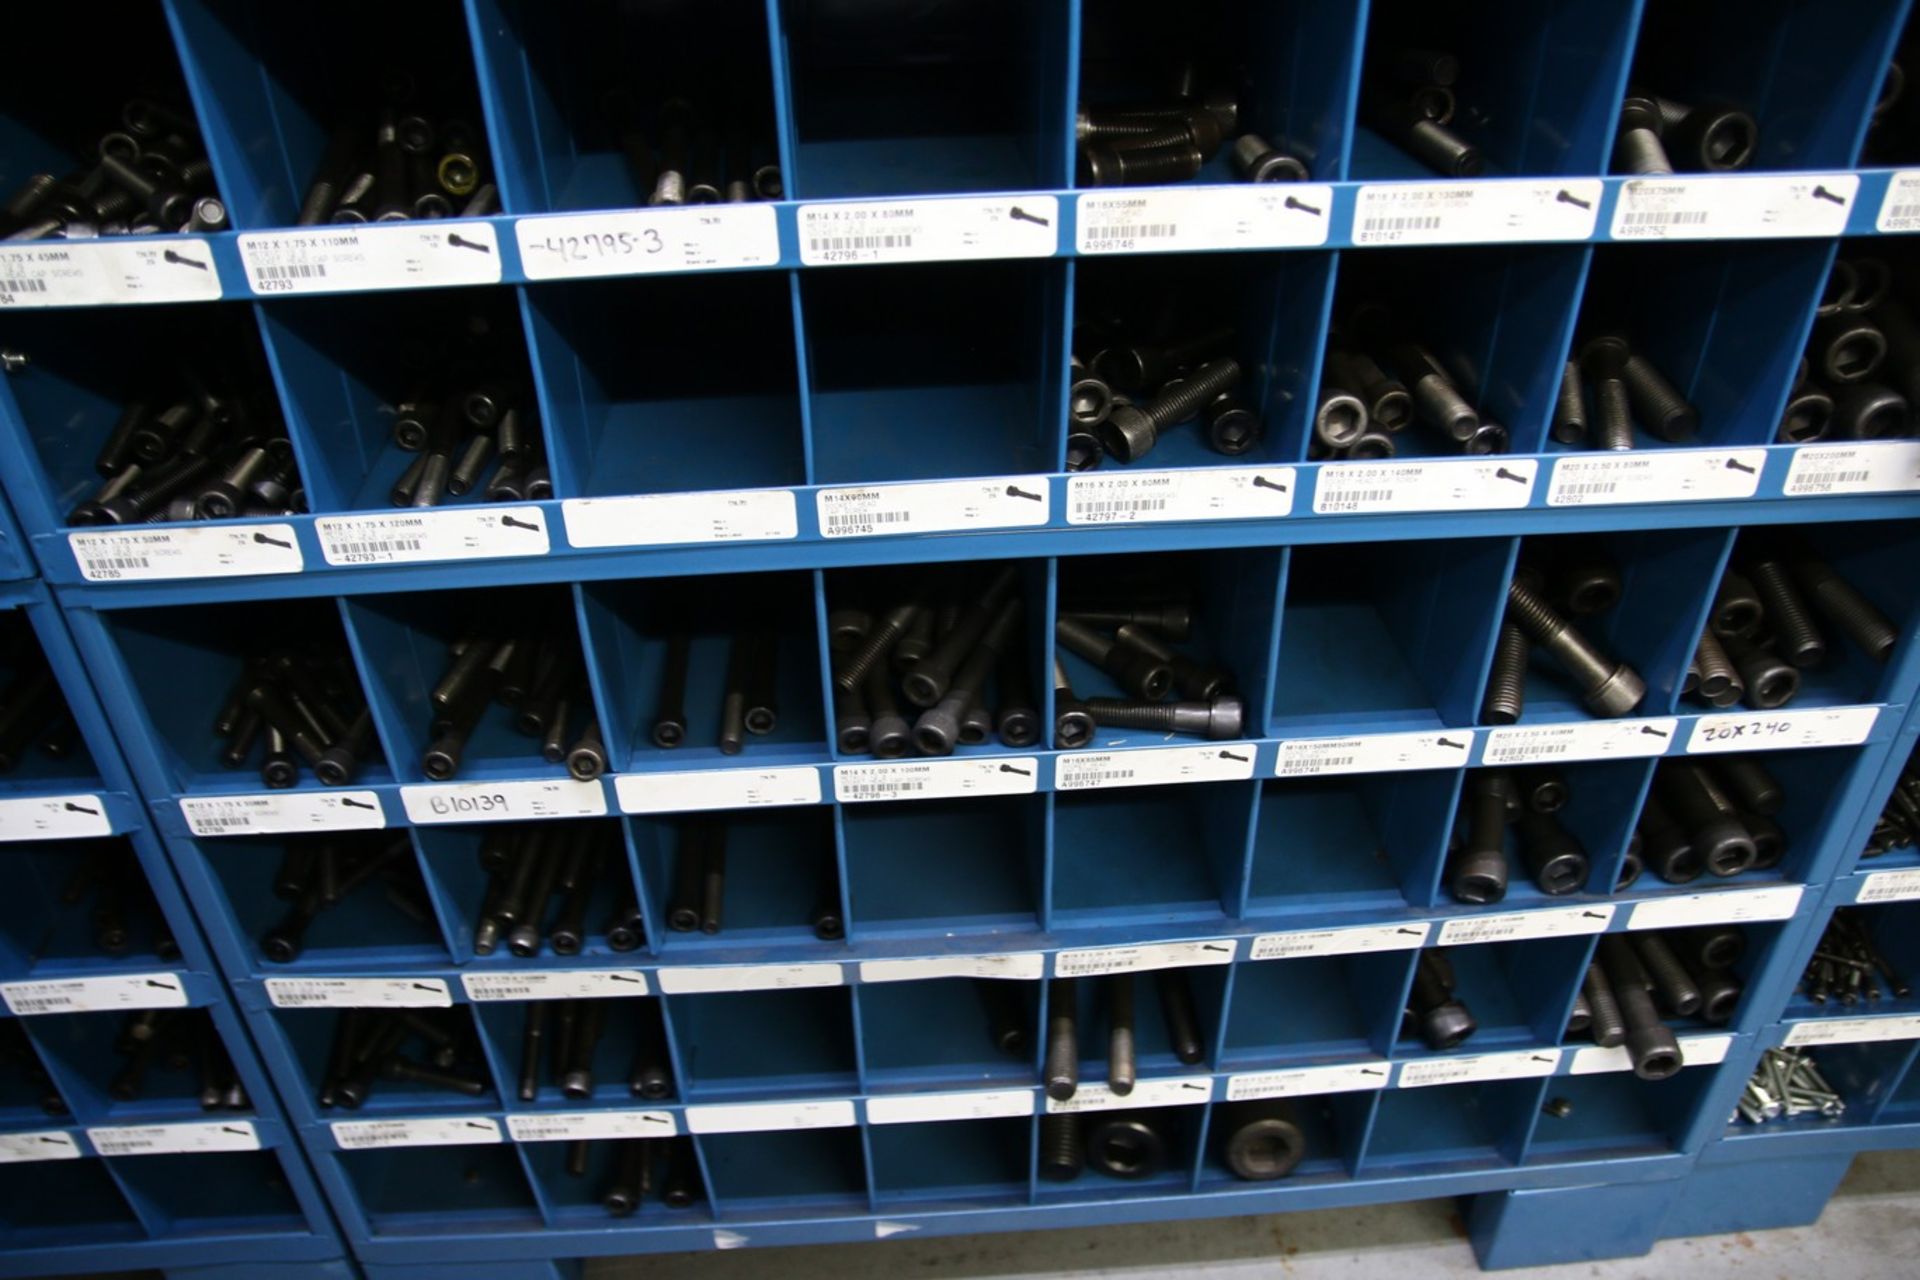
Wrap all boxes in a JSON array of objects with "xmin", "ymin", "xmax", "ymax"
[
  {"xmin": 0, "ymin": 239, "xmax": 223, "ymax": 307},
  {"xmin": 1686, "ymin": 706, "xmax": 1879, "ymax": 754},
  {"xmin": 505, "ymin": 1110, "xmax": 677, "ymax": 1142},
  {"xmin": 1546, "ymin": 450, "xmax": 1766, "ymax": 507},
  {"xmin": 0, "ymin": 794, "xmax": 112, "ymax": 841},
  {"xmin": 1398, "ymin": 1048, "xmax": 1561, "ymax": 1088},
  {"xmin": 833, "ymin": 757, "xmax": 1039, "ymax": 803},
  {"xmin": 1054, "ymin": 744, "xmax": 1257, "ymax": 791},
  {"xmin": 867, "ymin": 1089, "xmax": 1037, "ymax": 1124},
  {"xmin": 332, "ymin": 1117, "xmax": 504, "ymax": 1150},
  {"xmin": 266, "ymin": 978, "xmax": 453, "ymax": 1009},
  {"xmin": 1626, "ymin": 884, "xmax": 1804, "ymax": 930},
  {"xmin": 656, "ymin": 963, "xmax": 843, "ymax": 995},
  {"xmin": 1858, "ymin": 869, "xmax": 1920, "ymax": 904},
  {"xmin": 1481, "ymin": 719, "xmax": 1679, "ymax": 765},
  {"xmin": 316, "ymin": 507, "xmax": 549, "ymax": 567},
  {"xmin": 1784, "ymin": 443, "xmax": 1920, "ymax": 497},
  {"xmin": 1045, "ymin": 1075, "xmax": 1214, "ymax": 1113},
  {"xmin": 1312, "ymin": 458, "xmax": 1537, "ymax": 516},
  {"xmin": 1225, "ymin": 1060, "xmax": 1393, "ymax": 1100},
  {"xmin": 1065, "ymin": 467, "xmax": 1297, "ymax": 525},
  {"xmin": 817, "ymin": 477, "xmax": 1050, "ymax": 538},
  {"xmin": 1275, "ymin": 730, "xmax": 1474, "ymax": 777},
  {"xmin": 798, "ymin": 196, "xmax": 1059, "ymax": 266},
  {"xmin": 70, "ymin": 524, "xmax": 302, "ymax": 582},
  {"xmin": 517, "ymin": 205, "xmax": 781, "ymax": 279},
  {"xmin": 181, "ymin": 791, "xmax": 385, "ymax": 837},
  {"xmin": 1249, "ymin": 922, "xmax": 1431, "ymax": 961},
  {"xmin": 1353, "ymin": 180, "xmax": 1602, "ymax": 246},
  {"xmin": 239, "ymin": 223, "xmax": 502, "ymax": 294},
  {"xmin": 686, "ymin": 1100, "xmax": 857, "ymax": 1134},
  {"xmin": 1077, "ymin": 185, "xmax": 1333, "ymax": 254},
  {"xmin": 858, "ymin": 953, "xmax": 1046, "ymax": 983},
  {"xmin": 2, "ymin": 973, "xmax": 187, "ymax": 1015},
  {"xmin": 1435, "ymin": 905, "xmax": 1616, "ymax": 946},
  {"xmin": 401, "ymin": 778, "xmax": 607, "ymax": 824},
  {"xmin": 463, "ymin": 970, "xmax": 648, "ymax": 1001},
  {"xmin": 0, "ymin": 1131, "xmax": 82, "ymax": 1164},
  {"xmin": 1054, "ymin": 939, "xmax": 1237, "ymax": 977},
  {"xmin": 88, "ymin": 1121, "xmax": 260, "ymax": 1157},
  {"xmin": 562, "ymin": 490, "xmax": 799, "ymax": 550},
  {"xmin": 1784, "ymin": 1014, "xmax": 1920, "ymax": 1046},
  {"xmin": 616, "ymin": 766, "xmax": 822, "ymax": 815},
  {"xmin": 1612, "ymin": 174, "xmax": 1859, "ymax": 240},
  {"xmin": 1875, "ymin": 171, "xmax": 1920, "ymax": 232},
  {"xmin": 1568, "ymin": 1034, "xmax": 1734, "ymax": 1075}
]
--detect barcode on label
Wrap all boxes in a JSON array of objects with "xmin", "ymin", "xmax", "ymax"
[
  {"xmin": 840, "ymin": 781, "xmax": 923, "ymax": 799},
  {"xmin": 1621, "ymin": 210, "xmax": 1709, "ymax": 227},
  {"xmin": 1285, "ymin": 755, "xmax": 1352, "ymax": 772},
  {"xmin": 0, "ymin": 278, "xmax": 48, "ymax": 294},
  {"xmin": 825, "ymin": 510, "xmax": 909, "ymax": 532},
  {"xmin": 1558, "ymin": 482, "xmax": 1617, "ymax": 497},
  {"xmin": 329, "ymin": 538, "xmax": 423, "ymax": 557},
  {"xmin": 807, "ymin": 235, "xmax": 912, "ymax": 253},
  {"xmin": 1817, "ymin": 469, "xmax": 1873, "ymax": 487},
  {"xmin": 1360, "ymin": 215, "xmax": 1442, "ymax": 233},
  {"xmin": 80, "ymin": 556, "xmax": 150, "ymax": 572},
  {"xmin": 255, "ymin": 262, "xmax": 328, "ymax": 280},
  {"xmin": 1084, "ymin": 223, "xmax": 1177, "ymax": 241},
  {"xmin": 1339, "ymin": 488, "xmax": 1394, "ymax": 505},
  {"xmin": 1072, "ymin": 498, "xmax": 1167, "ymax": 518},
  {"xmin": 1888, "ymin": 204, "xmax": 1920, "ymax": 222}
]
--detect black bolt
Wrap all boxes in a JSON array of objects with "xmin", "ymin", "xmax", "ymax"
[
  {"xmin": 995, "ymin": 646, "xmax": 1040, "ymax": 749},
  {"xmin": 1630, "ymin": 933, "xmax": 1702, "ymax": 1017},
  {"xmin": 1788, "ymin": 552, "xmax": 1897, "ymax": 662},
  {"xmin": 1451, "ymin": 771, "xmax": 1511, "ymax": 905},
  {"xmin": 1086, "ymin": 695, "xmax": 1244, "ymax": 740},
  {"xmin": 1229, "ymin": 134, "xmax": 1307, "ymax": 183},
  {"xmin": 1744, "ymin": 556, "xmax": 1826, "ymax": 668},
  {"xmin": 1712, "ymin": 757, "xmax": 1783, "ymax": 817},
  {"xmin": 1392, "ymin": 343, "xmax": 1479, "ymax": 443},
  {"xmin": 1615, "ymin": 96, "xmax": 1673, "ymax": 174},
  {"xmin": 1158, "ymin": 969, "xmax": 1206, "ymax": 1064},
  {"xmin": 1107, "ymin": 974, "xmax": 1137, "ymax": 1096},
  {"xmin": 1692, "ymin": 630, "xmax": 1741, "ymax": 705},
  {"xmin": 1086, "ymin": 1115, "xmax": 1166, "ymax": 1180},
  {"xmin": 1481, "ymin": 621, "xmax": 1529, "ymax": 726},
  {"xmin": 1655, "ymin": 761, "xmax": 1756, "ymax": 877},
  {"xmin": 1045, "ymin": 978, "xmax": 1079, "ymax": 1101},
  {"xmin": 1054, "ymin": 657, "xmax": 1094, "ymax": 750},
  {"xmin": 1100, "ymin": 358, "xmax": 1243, "ymax": 463},
  {"xmin": 1582, "ymin": 963, "xmax": 1627, "ymax": 1048},
  {"xmin": 1515, "ymin": 810, "xmax": 1589, "ymax": 895},
  {"xmin": 1114, "ymin": 623, "xmax": 1226, "ymax": 700},
  {"xmin": 1408, "ymin": 951, "xmax": 1476, "ymax": 1050},
  {"xmin": 1081, "ymin": 140, "xmax": 1205, "ymax": 187},
  {"xmin": 905, "ymin": 567, "xmax": 1019, "ymax": 708},
  {"xmin": 1582, "ymin": 337, "xmax": 1635, "ymax": 452},
  {"xmin": 1504, "ymin": 579, "xmax": 1645, "ymax": 717},
  {"xmin": 1598, "ymin": 937, "xmax": 1682, "ymax": 1081},
  {"xmin": 1217, "ymin": 1100, "xmax": 1307, "ymax": 1181},
  {"xmin": 834, "ymin": 602, "xmax": 921, "ymax": 694},
  {"xmin": 1039, "ymin": 1113, "xmax": 1083, "ymax": 1182},
  {"xmin": 1637, "ymin": 794, "xmax": 1702, "ymax": 884},
  {"xmin": 917, "ymin": 598, "xmax": 1022, "ymax": 756},
  {"xmin": 1552, "ymin": 360, "xmax": 1589, "ymax": 445}
]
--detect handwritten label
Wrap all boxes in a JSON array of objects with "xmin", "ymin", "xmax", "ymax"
[
  {"xmin": 1482, "ymin": 719, "xmax": 1677, "ymax": 765},
  {"xmin": 0, "ymin": 794, "xmax": 112, "ymax": 841},
  {"xmin": 1045, "ymin": 1075, "xmax": 1213, "ymax": 1113},
  {"xmin": 1784, "ymin": 1014, "xmax": 1920, "ymax": 1046},
  {"xmin": 1784, "ymin": 443, "xmax": 1920, "ymax": 496},
  {"xmin": 1077, "ymin": 185, "xmax": 1332, "ymax": 254},
  {"xmin": 1435, "ymin": 905, "xmax": 1615, "ymax": 946},
  {"xmin": 656, "ymin": 963, "xmax": 843, "ymax": 995},
  {"xmin": 1398, "ymin": 1049, "xmax": 1561, "ymax": 1088},
  {"xmin": 505, "ymin": 1111, "xmax": 676, "ymax": 1142},
  {"xmin": 2, "ymin": 973, "xmax": 186, "ymax": 1015},
  {"xmin": 1568, "ymin": 1034, "xmax": 1733, "ymax": 1074},
  {"xmin": 401, "ymin": 779, "xmax": 607, "ymax": 824},
  {"xmin": 1613, "ymin": 174, "xmax": 1858, "ymax": 240},
  {"xmin": 1054, "ymin": 939, "xmax": 1237, "ymax": 977},
  {"xmin": 1312, "ymin": 458, "xmax": 1536, "ymax": 515},
  {"xmin": 798, "ymin": 197, "xmax": 1059, "ymax": 266},
  {"xmin": 1354, "ymin": 180, "xmax": 1601, "ymax": 246},
  {"xmin": 517, "ymin": 205, "xmax": 779, "ymax": 279},
  {"xmin": 1875, "ymin": 171, "xmax": 1920, "ymax": 232},
  {"xmin": 1857, "ymin": 869, "xmax": 1920, "ymax": 904},
  {"xmin": 1248, "ymin": 922, "xmax": 1431, "ymax": 961},
  {"xmin": 1626, "ymin": 884, "xmax": 1803, "ymax": 930},
  {"xmin": 616, "ymin": 766, "xmax": 821, "ymax": 815},
  {"xmin": 1275, "ymin": 731, "xmax": 1473, "ymax": 777},
  {"xmin": 562, "ymin": 489, "xmax": 798, "ymax": 549},
  {"xmin": 0, "ymin": 1131, "xmax": 81, "ymax": 1163},
  {"xmin": 332, "ymin": 1117, "xmax": 503, "ymax": 1150},
  {"xmin": 70, "ymin": 524, "xmax": 301, "ymax": 582},
  {"xmin": 1225, "ymin": 1061, "xmax": 1392, "ymax": 1100},
  {"xmin": 1686, "ymin": 706, "xmax": 1878, "ymax": 754},
  {"xmin": 686, "ymin": 1100, "xmax": 856, "ymax": 1134},
  {"xmin": 866, "ymin": 1089, "xmax": 1036, "ymax": 1124},
  {"xmin": 833, "ymin": 757, "xmax": 1038, "ymax": 803},
  {"xmin": 462, "ymin": 970, "xmax": 648, "ymax": 1001},
  {"xmin": 316, "ymin": 507, "xmax": 549, "ymax": 567},
  {"xmin": 858, "ymin": 954, "xmax": 1046, "ymax": 983},
  {"xmin": 817, "ymin": 478, "xmax": 1049, "ymax": 538},
  {"xmin": 240, "ymin": 223, "xmax": 502, "ymax": 294},
  {"xmin": 1546, "ymin": 450, "xmax": 1765, "ymax": 507},
  {"xmin": 88, "ymin": 1121, "xmax": 259, "ymax": 1156},
  {"xmin": 1066, "ymin": 467, "xmax": 1296, "ymax": 524},
  {"xmin": 1055, "ymin": 744, "xmax": 1256, "ymax": 790},
  {"xmin": 0, "ymin": 240, "xmax": 223, "ymax": 307},
  {"xmin": 265, "ymin": 978, "xmax": 452, "ymax": 1009},
  {"xmin": 181, "ymin": 791, "xmax": 385, "ymax": 837}
]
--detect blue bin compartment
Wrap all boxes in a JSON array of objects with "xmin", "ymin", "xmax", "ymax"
[
  {"xmin": 1074, "ymin": 0, "xmax": 1363, "ymax": 186},
  {"xmin": 1623, "ymin": 922, "xmax": 1783, "ymax": 1036},
  {"xmin": 1249, "ymin": 768, "xmax": 1461, "ymax": 917},
  {"xmin": 630, "ymin": 807, "xmax": 838, "ymax": 955},
  {"xmin": 1361, "ymin": 1077, "xmax": 1537, "ymax": 1172},
  {"xmin": 1036, "ymin": 1104, "xmax": 1203, "ymax": 1200},
  {"xmin": 111, "ymin": 1148, "xmax": 307, "ymax": 1238},
  {"xmin": 337, "ymin": 1142, "xmax": 543, "ymax": 1236},
  {"xmin": 256, "ymin": 285, "xmax": 544, "ymax": 515},
  {"xmin": 1751, "ymin": 1039, "xmax": 1918, "ymax": 1130},
  {"xmin": 0, "ymin": 837, "xmax": 180, "ymax": 983},
  {"xmin": 1790, "ymin": 903, "xmax": 1920, "ymax": 1019},
  {"xmin": 1559, "ymin": 243, "xmax": 1828, "ymax": 453},
  {"xmin": 1063, "ymin": 966, "xmax": 1230, "ymax": 1081},
  {"xmin": 801, "ymin": 260, "xmax": 1064, "ymax": 484},
  {"xmin": 1349, "ymin": 0, "xmax": 1638, "ymax": 179},
  {"xmin": 1220, "ymin": 951, "xmax": 1410, "ymax": 1069},
  {"xmin": 578, "ymin": 572, "xmax": 824, "ymax": 773},
  {"xmin": 0, "ymin": 301, "xmax": 298, "ymax": 535},
  {"xmin": 167, "ymin": 0, "xmax": 499, "ymax": 229},
  {"xmin": 1451, "ymin": 762, "xmax": 1650, "ymax": 907},
  {"xmin": 471, "ymin": 0, "xmax": 782, "ymax": 214},
  {"xmin": 1862, "ymin": 16, "xmax": 1920, "ymax": 165},
  {"xmin": 858, "ymin": 978, "xmax": 1038, "ymax": 1093},
  {"xmin": 775, "ymin": 0, "xmax": 1073, "ymax": 198},
  {"xmin": 526, "ymin": 271, "xmax": 805, "ymax": 501},
  {"xmin": 0, "ymin": 1020, "xmax": 68, "ymax": 1125},
  {"xmin": 868, "ymin": 1116, "xmax": 1031, "ymax": 1208},
  {"xmin": 96, "ymin": 596, "xmax": 385, "ymax": 794},
  {"xmin": 697, "ymin": 1126, "xmax": 868, "ymax": 1215},
  {"xmin": 0, "ymin": 1156, "xmax": 143, "ymax": 1250},
  {"xmin": 477, "ymin": 998, "xmax": 658, "ymax": 1109},
  {"xmin": 1273, "ymin": 536, "xmax": 1511, "ymax": 734},
  {"xmin": 1623, "ymin": 0, "xmax": 1906, "ymax": 174},
  {"xmin": 1196, "ymin": 1092, "xmax": 1367, "ymax": 1190},
  {"xmin": 416, "ymin": 818, "xmax": 635, "ymax": 965},
  {"xmin": 277, "ymin": 1006, "xmax": 498, "ymax": 1117},
  {"xmin": 1526, "ymin": 1068, "xmax": 1716, "ymax": 1164},
  {"xmin": 1857, "ymin": 737, "xmax": 1920, "ymax": 874},
  {"xmin": 665, "ymin": 986, "xmax": 857, "ymax": 1101},
  {"xmin": 1397, "ymin": 938, "xmax": 1589, "ymax": 1058},
  {"xmin": 24, "ymin": 1007, "xmax": 249, "ymax": 1126},
  {"xmin": 841, "ymin": 795, "xmax": 1044, "ymax": 939},
  {"xmin": 1052, "ymin": 781, "xmax": 1255, "ymax": 930},
  {"xmin": 519, "ymin": 1136, "xmax": 706, "ymax": 1225},
  {"xmin": 0, "ymin": 609, "xmax": 101, "ymax": 790}
]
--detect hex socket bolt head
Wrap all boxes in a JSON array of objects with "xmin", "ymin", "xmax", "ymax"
[
  {"xmin": 1813, "ymin": 314, "xmax": 1888, "ymax": 385},
  {"xmin": 1314, "ymin": 389, "xmax": 1369, "ymax": 449},
  {"xmin": 1830, "ymin": 381, "xmax": 1911, "ymax": 440},
  {"xmin": 1065, "ymin": 431, "xmax": 1103, "ymax": 471},
  {"xmin": 1693, "ymin": 971, "xmax": 1743, "ymax": 1025},
  {"xmin": 1056, "ymin": 617, "xmax": 1171, "ymax": 702},
  {"xmin": 1449, "ymin": 844, "xmax": 1509, "ymax": 905},
  {"xmin": 1230, "ymin": 134, "xmax": 1308, "ymax": 183},
  {"xmin": 1098, "ymin": 400, "xmax": 1158, "ymax": 462},
  {"xmin": 1777, "ymin": 388, "xmax": 1835, "ymax": 443},
  {"xmin": 1220, "ymin": 1102, "xmax": 1307, "ymax": 1181},
  {"xmin": 1069, "ymin": 357, "xmax": 1113, "ymax": 427},
  {"xmin": 1204, "ymin": 395, "xmax": 1261, "ymax": 455},
  {"xmin": 1515, "ymin": 811, "xmax": 1589, "ymax": 895},
  {"xmin": 869, "ymin": 709, "xmax": 911, "ymax": 758},
  {"xmin": 1711, "ymin": 572, "xmax": 1764, "ymax": 638},
  {"xmin": 1114, "ymin": 623, "xmax": 1228, "ymax": 700},
  {"xmin": 1085, "ymin": 1115, "xmax": 1166, "ymax": 1180},
  {"xmin": 1504, "ymin": 579, "xmax": 1646, "ymax": 717},
  {"xmin": 1670, "ymin": 103, "xmax": 1758, "ymax": 172},
  {"xmin": 1085, "ymin": 695, "xmax": 1244, "ymax": 740},
  {"xmin": 1616, "ymin": 845, "xmax": 1644, "ymax": 890},
  {"xmin": 1418, "ymin": 1000, "xmax": 1477, "ymax": 1051}
]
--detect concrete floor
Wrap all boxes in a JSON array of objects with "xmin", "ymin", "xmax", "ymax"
[{"xmin": 591, "ymin": 1150, "xmax": 1920, "ymax": 1279}]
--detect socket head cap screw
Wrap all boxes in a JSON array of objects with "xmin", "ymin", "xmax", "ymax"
[{"xmin": 1098, "ymin": 402, "xmax": 1157, "ymax": 463}]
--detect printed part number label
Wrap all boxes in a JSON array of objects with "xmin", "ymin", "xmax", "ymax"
[
  {"xmin": 616, "ymin": 766, "xmax": 821, "ymax": 815},
  {"xmin": 833, "ymin": 757, "xmax": 1038, "ymax": 803},
  {"xmin": 1276, "ymin": 731, "xmax": 1473, "ymax": 777},
  {"xmin": 1398, "ymin": 1049, "xmax": 1561, "ymax": 1088},
  {"xmin": 563, "ymin": 490, "xmax": 798, "ymax": 549},
  {"xmin": 1877, "ymin": 171, "xmax": 1920, "ymax": 232},
  {"xmin": 517, "ymin": 205, "xmax": 780, "ymax": 279},
  {"xmin": 70, "ymin": 524, "xmax": 302, "ymax": 582},
  {"xmin": 1313, "ymin": 458, "xmax": 1536, "ymax": 515},
  {"xmin": 333, "ymin": 1117, "xmax": 503, "ymax": 1150},
  {"xmin": 1066, "ymin": 467, "xmax": 1296, "ymax": 525},
  {"xmin": 401, "ymin": 778, "xmax": 607, "ymax": 824},
  {"xmin": 182, "ymin": 791, "xmax": 384, "ymax": 837},
  {"xmin": 88, "ymin": 1121, "xmax": 259, "ymax": 1156},
  {"xmin": 463, "ymin": 970, "xmax": 648, "ymax": 1001},
  {"xmin": 1249, "ymin": 922, "xmax": 1431, "ymax": 961},
  {"xmin": 1613, "ymin": 174, "xmax": 1858, "ymax": 240},
  {"xmin": 1858, "ymin": 869, "xmax": 1920, "ymax": 904},
  {"xmin": 1077, "ymin": 185, "xmax": 1332, "ymax": 254},
  {"xmin": 817, "ymin": 478, "xmax": 1050, "ymax": 538},
  {"xmin": 0, "ymin": 240, "xmax": 223, "ymax": 307},
  {"xmin": 240, "ymin": 223, "xmax": 502, "ymax": 294},
  {"xmin": 1785, "ymin": 1014, "xmax": 1920, "ymax": 1046},
  {"xmin": 859, "ymin": 954, "xmax": 1046, "ymax": 983},
  {"xmin": 1226, "ymin": 1061, "xmax": 1392, "ymax": 1100},
  {"xmin": 1354, "ymin": 180, "xmax": 1602, "ymax": 246},
  {"xmin": 0, "ymin": 794, "xmax": 112, "ymax": 841},
  {"xmin": 799, "ymin": 197, "xmax": 1059, "ymax": 265},
  {"xmin": 867, "ymin": 1089, "xmax": 1036, "ymax": 1124},
  {"xmin": 506, "ymin": 1110, "xmax": 676, "ymax": 1142},
  {"xmin": 1784, "ymin": 443, "xmax": 1920, "ymax": 496},
  {"xmin": 687, "ymin": 1100, "xmax": 856, "ymax": 1134},
  {"xmin": 0, "ymin": 1131, "xmax": 81, "ymax": 1163},
  {"xmin": 266, "ymin": 978, "xmax": 452, "ymax": 1009},
  {"xmin": 1546, "ymin": 450, "xmax": 1765, "ymax": 507},
  {"xmin": 656, "ymin": 963, "xmax": 843, "ymax": 995},
  {"xmin": 1054, "ymin": 939, "xmax": 1237, "ymax": 977},
  {"xmin": 1055, "ymin": 744, "xmax": 1256, "ymax": 790},
  {"xmin": 1686, "ymin": 706, "xmax": 1879, "ymax": 754},
  {"xmin": 1569, "ymin": 1034, "xmax": 1733, "ymax": 1075},
  {"xmin": 1482, "ymin": 719, "xmax": 1678, "ymax": 765},
  {"xmin": 2, "ymin": 973, "xmax": 187, "ymax": 1015},
  {"xmin": 1626, "ymin": 884, "xmax": 1804, "ymax": 930},
  {"xmin": 1045, "ymin": 1075, "xmax": 1214, "ymax": 1113},
  {"xmin": 1435, "ymin": 905, "xmax": 1616, "ymax": 946},
  {"xmin": 316, "ymin": 507, "xmax": 549, "ymax": 567}
]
